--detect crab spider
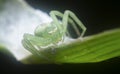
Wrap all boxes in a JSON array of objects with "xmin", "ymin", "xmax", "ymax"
[{"xmin": 22, "ymin": 10, "xmax": 86, "ymax": 59}]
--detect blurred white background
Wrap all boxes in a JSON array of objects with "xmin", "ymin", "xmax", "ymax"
[{"xmin": 0, "ymin": 0, "xmax": 52, "ymax": 60}]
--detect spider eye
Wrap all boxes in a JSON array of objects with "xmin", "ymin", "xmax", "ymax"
[
  {"xmin": 48, "ymin": 27, "xmax": 57, "ymax": 34},
  {"xmin": 34, "ymin": 23, "xmax": 50, "ymax": 36}
]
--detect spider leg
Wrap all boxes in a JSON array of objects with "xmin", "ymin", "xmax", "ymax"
[
  {"xmin": 23, "ymin": 33, "xmax": 53, "ymax": 46},
  {"xmin": 22, "ymin": 37, "xmax": 40, "ymax": 56},
  {"xmin": 49, "ymin": 11, "xmax": 62, "ymax": 32},
  {"xmin": 49, "ymin": 11, "xmax": 80, "ymax": 38},
  {"xmin": 22, "ymin": 34, "xmax": 51, "ymax": 61},
  {"xmin": 63, "ymin": 10, "xmax": 87, "ymax": 38}
]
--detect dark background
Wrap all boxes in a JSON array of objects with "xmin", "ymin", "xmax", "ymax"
[
  {"xmin": 26, "ymin": 0, "xmax": 120, "ymax": 36},
  {"xmin": 1, "ymin": 0, "xmax": 120, "ymax": 73}
]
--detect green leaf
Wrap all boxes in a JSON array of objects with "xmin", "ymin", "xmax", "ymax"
[{"xmin": 21, "ymin": 28, "xmax": 120, "ymax": 64}]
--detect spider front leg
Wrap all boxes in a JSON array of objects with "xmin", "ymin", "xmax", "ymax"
[
  {"xmin": 50, "ymin": 10, "xmax": 86, "ymax": 39},
  {"xmin": 63, "ymin": 10, "xmax": 87, "ymax": 38},
  {"xmin": 50, "ymin": 11, "xmax": 81, "ymax": 38}
]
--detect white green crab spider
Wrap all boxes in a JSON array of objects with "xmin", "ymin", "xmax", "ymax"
[{"xmin": 22, "ymin": 10, "xmax": 86, "ymax": 60}]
